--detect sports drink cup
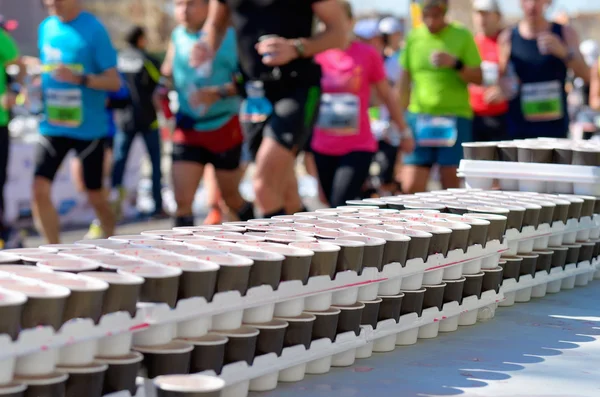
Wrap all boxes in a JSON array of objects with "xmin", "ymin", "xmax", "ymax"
[{"xmin": 258, "ymin": 34, "xmax": 279, "ymax": 61}]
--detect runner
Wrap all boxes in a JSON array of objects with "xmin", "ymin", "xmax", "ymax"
[
  {"xmin": 311, "ymin": 1, "xmax": 412, "ymax": 208},
  {"xmin": 498, "ymin": 0, "xmax": 588, "ymax": 140},
  {"xmin": 398, "ymin": 0, "xmax": 482, "ymax": 193},
  {"xmin": 192, "ymin": 0, "xmax": 346, "ymax": 218},
  {"xmin": 469, "ymin": 0, "xmax": 508, "ymax": 142},
  {"xmin": 35, "ymin": 0, "xmax": 120, "ymax": 243},
  {"xmin": 0, "ymin": 15, "xmax": 23, "ymax": 247},
  {"xmin": 112, "ymin": 26, "xmax": 164, "ymax": 220},
  {"xmin": 159, "ymin": 0, "xmax": 254, "ymax": 227},
  {"xmin": 353, "ymin": 18, "xmax": 385, "ymax": 54},
  {"xmin": 572, "ymin": 40, "xmax": 598, "ymax": 139}
]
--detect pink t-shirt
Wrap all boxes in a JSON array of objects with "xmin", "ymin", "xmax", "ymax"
[{"xmin": 312, "ymin": 41, "xmax": 386, "ymax": 156}]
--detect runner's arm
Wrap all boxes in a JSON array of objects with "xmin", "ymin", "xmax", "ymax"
[
  {"xmin": 374, "ymin": 79, "xmax": 407, "ymax": 134},
  {"xmin": 0, "ymin": 30, "xmax": 25, "ymax": 84},
  {"xmin": 88, "ymin": 24, "xmax": 120, "ymax": 91},
  {"xmin": 457, "ymin": 33, "xmax": 483, "ymax": 85},
  {"xmin": 160, "ymin": 40, "xmax": 176, "ymax": 78},
  {"xmin": 562, "ymin": 25, "xmax": 589, "ymax": 83},
  {"xmin": 292, "ymin": 0, "xmax": 346, "ymax": 57},
  {"xmin": 202, "ymin": 0, "xmax": 231, "ymax": 54},
  {"xmin": 396, "ymin": 69, "xmax": 411, "ymax": 111},
  {"xmin": 496, "ymin": 28, "xmax": 518, "ymax": 100},
  {"xmin": 589, "ymin": 61, "xmax": 600, "ymax": 111}
]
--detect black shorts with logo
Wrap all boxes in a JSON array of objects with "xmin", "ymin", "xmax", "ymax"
[
  {"xmin": 35, "ymin": 136, "xmax": 106, "ymax": 191},
  {"xmin": 242, "ymin": 85, "xmax": 321, "ymax": 161}
]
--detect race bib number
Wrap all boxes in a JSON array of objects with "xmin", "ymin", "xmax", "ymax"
[
  {"xmin": 481, "ymin": 61, "xmax": 499, "ymax": 86},
  {"xmin": 521, "ymin": 80, "xmax": 563, "ymax": 122},
  {"xmin": 415, "ymin": 115, "xmax": 457, "ymax": 147},
  {"xmin": 46, "ymin": 88, "xmax": 83, "ymax": 128},
  {"xmin": 317, "ymin": 93, "xmax": 360, "ymax": 135}
]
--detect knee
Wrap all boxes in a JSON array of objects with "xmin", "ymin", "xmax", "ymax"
[
  {"xmin": 86, "ymin": 190, "xmax": 105, "ymax": 207},
  {"xmin": 253, "ymin": 177, "xmax": 270, "ymax": 201},
  {"xmin": 32, "ymin": 177, "xmax": 51, "ymax": 203}
]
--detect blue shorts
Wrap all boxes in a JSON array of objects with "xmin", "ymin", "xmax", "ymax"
[{"xmin": 403, "ymin": 113, "xmax": 473, "ymax": 167}]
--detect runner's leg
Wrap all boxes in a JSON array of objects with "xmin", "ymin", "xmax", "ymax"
[
  {"xmin": 313, "ymin": 152, "xmax": 339, "ymax": 207},
  {"xmin": 32, "ymin": 136, "xmax": 71, "ymax": 244},
  {"xmin": 141, "ymin": 129, "xmax": 164, "ymax": 214},
  {"xmin": 111, "ymin": 129, "xmax": 135, "ymax": 193},
  {"xmin": 401, "ymin": 113, "xmax": 435, "ymax": 193},
  {"xmin": 78, "ymin": 138, "xmax": 116, "ymax": 238},
  {"xmin": 327, "ymin": 151, "xmax": 374, "ymax": 208},
  {"xmin": 438, "ymin": 116, "xmax": 472, "ymax": 189},
  {"xmin": 283, "ymin": 165, "xmax": 304, "ymax": 214},
  {"xmin": 171, "ymin": 144, "xmax": 205, "ymax": 227},
  {"xmin": 203, "ymin": 164, "xmax": 223, "ymax": 224},
  {"xmin": 0, "ymin": 126, "xmax": 9, "ymax": 234}
]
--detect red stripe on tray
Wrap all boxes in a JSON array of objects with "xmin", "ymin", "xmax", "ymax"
[
  {"xmin": 129, "ymin": 323, "xmax": 150, "ymax": 332},
  {"xmin": 290, "ymin": 278, "xmax": 389, "ymax": 299},
  {"xmin": 425, "ymin": 248, "xmax": 508, "ymax": 271}
]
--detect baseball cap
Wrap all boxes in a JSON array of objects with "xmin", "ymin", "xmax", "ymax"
[
  {"xmin": 354, "ymin": 18, "xmax": 381, "ymax": 40},
  {"xmin": 422, "ymin": 0, "xmax": 448, "ymax": 10},
  {"xmin": 473, "ymin": 0, "xmax": 501, "ymax": 13},
  {"xmin": 378, "ymin": 17, "xmax": 403, "ymax": 35}
]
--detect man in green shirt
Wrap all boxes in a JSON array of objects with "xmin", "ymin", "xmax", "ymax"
[
  {"xmin": 0, "ymin": 19, "xmax": 21, "ymax": 247},
  {"xmin": 398, "ymin": 0, "xmax": 482, "ymax": 193}
]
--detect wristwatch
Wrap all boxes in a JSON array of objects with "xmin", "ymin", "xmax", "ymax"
[
  {"xmin": 293, "ymin": 39, "xmax": 305, "ymax": 58},
  {"xmin": 79, "ymin": 74, "xmax": 89, "ymax": 87},
  {"xmin": 453, "ymin": 59, "xmax": 464, "ymax": 71}
]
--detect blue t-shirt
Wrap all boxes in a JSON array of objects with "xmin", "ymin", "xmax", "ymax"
[
  {"xmin": 172, "ymin": 26, "xmax": 240, "ymax": 131},
  {"xmin": 38, "ymin": 11, "xmax": 117, "ymax": 140},
  {"xmin": 107, "ymin": 74, "xmax": 130, "ymax": 138}
]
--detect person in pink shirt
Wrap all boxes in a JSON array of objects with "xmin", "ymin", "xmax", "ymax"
[{"xmin": 311, "ymin": 0, "xmax": 413, "ymax": 208}]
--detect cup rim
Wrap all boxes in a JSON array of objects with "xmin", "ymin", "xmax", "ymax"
[
  {"xmin": 330, "ymin": 302, "xmax": 366, "ymax": 310},
  {"xmin": 425, "ymin": 221, "xmax": 472, "ymax": 231},
  {"xmin": 185, "ymin": 253, "xmax": 254, "ymax": 267},
  {"xmin": 0, "ymin": 264, "xmax": 52, "ymax": 274},
  {"xmin": 376, "ymin": 292, "xmax": 406, "ymax": 299},
  {"xmin": 462, "ymin": 272, "xmax": 485, "ymax": 277},
  {"xmin": 74, "ymin": 239, "xmax": 131, "ymax": 247},
  {"xmin": 303, "ymin": 307, "xmax": 341, "ymax": 316},
  {"xmin": 78, "ymin": 271, "xmax": 146, "ymax": 285},
  {"xmin": 361, "ymin": 231, "xmax": 411, "ymax": 242},
  {"xmin": 109, "ymin": 235, "xmax": 162, "ymax": 241},
  {"xmin": 338, "ymin": 235, "xmax": 387, "ymax": 247},
  {"xmin": 400, "ymin": 288, "xmax": 426, "ymax": 293},
  {"xmin": 482, "ymin": 267, "xmax": 504, "ymax": 273},
  {"xmin": 134, "ymin": 341, "xmax": 194, "ymax": 354},
  {"xmin": 275, "ymin": 312, "xmax": 317, "ymax": 322},
  {"xmin": 165, "ymin": 260, "xmax": 221, "ymax": 272},
  {"xmin": 175, "ymin": 334, "xmax": 229, "ymax": 346},
  {"xmin": 259, "ymin": 245, "xmax": 314, "ymax": 258},
  {"xmin": 388, "ymin": 228, "xmax": 432, "ymax": 238},
  {"xmin": 15, "ymin": 373, "xmax": 69, "ymax": 386},
  {"xmin": 227, "ymin": 248, "xmax": 286, "ymax": 261},
  {"xmin": 4, "ymin": 280, "xmax": 71, "ymax": 298},
  {"xmin": 547, "ymin": 246, "xmax": 569, "ymax": 251},
  {"xmin": 3, "ymin": 248, "xmax": 55, "ymax": 256},
  {"xmin": 359, "ymin": 298, "xmax": 383, "ymax": 304},
  {"xmin": 448, "ymin": 216, "xmax": 490, "ymax": 226},
  {"xmin": 0, "ymin": 383, "xmax": 27, "ymax": 394},
  {"xmin": 328, "ymin": 239, "xmax": 366, "ymax": 248},
  {"xmin": 213, "ymin": 326, "xmax": 260, "ymax": 337},
  {"xmin": 407, "ymin": 225, "xmax": 453, "ymax": 235},
  {"xmin": 142, "ymin": 230, "xmax": 192, "ymax": 236},
  {"xmin": 57, "ymin": 363, "xmax": 108, "ymax": 374},
  {"xmin": 264, "ymin": 234, "xmax": 317, "ymax": 243},
  {"xmin": 561, "ymin": 244, "xmax": 583, "ymax": 248},
  {"xmin": 36, "ymin": 259, "xmax": 100, "ymax": 272},
  {"xmin": 0, "ymin": 287, "xmax": 28, "ymax": 305},
  {"xmin": 244, "ymin": 319, "xmax": 289, "ymax": 330},
  {"xmin": 464, "ymin": 210, "xmax": 509, "ymax": 219},
  {"xmin": 95, "ymin": 351, "xmax": 144, "ymax": 364},
  {"xmin": 289, "ymin": 241, "xmax": 341, "ymax": 253},
  {"xmin": 153, "ymin": 374, "xmax": 226, "ymax": 393},
  {"xmin": 32, "ymin": 273, "xmax": 110, "ymax": 292},
  {"xmin": 118, "ymin": 265, "xmax": 183, "ymax": 278},
  {"xmin": 500, "ymin": 255, "xmax": 524, "ymax": 261},
  {"xmin": 557, "ymin": 194, "xmax": 585, "ymax": 203},
  {"xmin": 442, "ymin": 277, "xmax": 466, "ymax": 283},
  {"xmin": 422, "ymin": 282, "xmax": 447, "ymax": 288},
  {"xmin": 40, "ymin": 243, "xmax": 96, "ymax": 251}
]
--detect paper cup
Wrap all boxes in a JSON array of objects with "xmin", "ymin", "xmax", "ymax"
[
  {"xmin": 214, "ymin": 326, "xmax": 260, "ymax": 365},
  {"xmin": 245, "ymin": 320, "xmax": 288, "ymax": 357},
  {"xmin": 95, "ymin": 352, "xmax": 143, "ymax": 396},
  {"xmin": 154, "ymin": 374, "xmax": 226, "ymax": 397},
  {"xmin": 228, "ymin": 249, "xmax": 283, "ymax": 290},
  {"xmin": 176, "ymin": 334, "xmax": 228, "ymax": 374},
  {"xmin": 499, "ymin": 256, "xmax": 522, "ymax": 281},
  {"xmin": 190, "ymin": 254, "xmax": 253, "ymax": 296},
  {"xmin": 57, "ymin": 363, "xmax": 107, "ymax": 397},
  {"xmin": 258, "ymin": 246, "xmax": 314, "ymax": 284},
  {"xmin": 0, "ymin": 383, "xmax": 26, "ymax": 397},
  {"xmin": 134, "ymin": 341, "xmax": 193, "ymax": 378},
  {"xmin": 16, "ymin": 373, "xmax": 68, "ymax": 397},
  {"xmin": 331, "ymin": 303, "xmax": 364, "ymax": 336},
  {"xmin": 289, "ymin": 242, "xmax": 340, "ymax": 279},
  {"xmin": 400, "ymin": 289, "xmax": 425, "ymax": 317},
  {"xmin": 328, "ymin": 240, "xmax": 364, "ymax": 274},
  {"xmin": 442, "ymin": 277, "xmax": 465, "ymax": 305},
  {"xmin": 462, "ymin": 272, "xmax": 484, "ymax": 299},
  {"xmin": 0, "ymin": 288, "xmax": 27, "ymax": 340},
  {"xmin": 5, "ymin": 282, "xmax": 70, "ymax": 330}
]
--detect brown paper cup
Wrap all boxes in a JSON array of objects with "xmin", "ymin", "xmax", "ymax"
[
  {"xmin": 377, "ymin": 294, "xmax": 404, "ymax": 323},
  {"xmin": 214, "ymin": 326, "xmax": 260, "ymax": 365},
  {"xmin": 443, "ymin": 277, "xmax": 465, "ymax": 305},
  {"xmin": 331, "ymin": 302, "xmax": 365, "ymax": 337},
  {"xmin": 517, "ymin": 145, "xmax": 553, "ymax": 163},
  {"xmin": 572, "ymin": 147, "xmax": 600, "ymax": 166},
  {"xmin": 57, "ymin": 363, "xmax": 107, "ymax": 397},
  {"xmin": 118, "ymin": 265, "xmax": 181, "ymax": 308},
  {"xmin": 274, "ymin": 313, "xmax": 315, "ymax": 350},
  {"xmin": 228, "ymin": 249, "xmax": 283, "ymax": 290},
  {"xmin": 532, "ymin": 250, "xmax": 553, "ymax": 273},
  {"xmin": 0, "ymin": 383, "xmax": 26, "ymax": 397},
  {"xmin": 134, "ymin": 341, "xmax": 193, "ymax": 378},
  {"xmin": 407, "ymin": 225, "xmax": 452, "ymax": 257},
  {"xmin": 422, "ymin": 283, "xmax": 446, "ymax": 311},
  {"xmin": 359, "ymin": 298, "xmax": 382, "ymax": 329},
  {"xmin": 464, "ymin": 211, "xmax": 508, "ymax": 241},
  {"xmin": 176, "ymin": 334, "xmax": 228, "ymax": 374},
  {"xmin": 329, "ymin": 240, "xmax": 365, "ymax": 274},
  {"xmin": 400, "ymin": 289, "xmax": 425, "ymax": 317},
  {"xmin": 497, "ymin": 142, "xmax": 518, "ymax": 162},
  {"xmin": 564, "ymin": 244, "xmax": 582, "ymax": 265},
  {"xmin": 190, "ymin": 254, "xmax": 253, "ymax": 296},
  {"xmin": 554, "ymin": 146, "xmax": 573, "ymax": 165},
  {"xmin": 167, "ymin": 260, "xmax": 220, "ymax": 301},
  {"xmin": 303, "ymin": 308, "xmax": 340, "ymax": 342},
  {"xmin": 361, "ymin": 231, "xmax": 410, "ymax": 267},
  {"xmin": 95, "ymin": 352, "xmax": 143, "ymax": 396},
  {"xmin": 463, "ymin": 272, "xmax": 484, "ymax": 299},
  {"xmin": 257, "ymin": 246, "xmax": 313, "ymax": 284},
  {"xmin": 579, "ymin": 242, "xmax": 595, "ymax": 263},
  {"xmin": 339, "ymin": 236, "xmax": 385, "ymax": 271},
  {"xmin": 244, "ymin": 320, "xmax": 288, "ymax": 358},
  {"xmin": 462, "ymin": 142, "xmax": 498, "ymax": 160},
  {"xmin": 0, "ymin": 288, "xmax": 27, "ymax": 340},
  {"xmin": 16, "ymin": 373, "xmax": 68, "ymax": 397},
  {"xmin": 4, "ymin": 282, "xmax": 70, "ymax": 330},
  {"xmin": 482, "ymin": 267, "xmax": 504, "ymax": 293},
  {"xmin": 548, "ymin": 246, "xmax": 568, "ymax": 269},
  {"xmin": 517, "ymin": 254, "xmax": 539, "ymax": 277},
  {"xmin": 558, "ymin": 195, "xmax": 584, "ymax": 220},
  {"xmin": 79, "ymin": 272, "xmax": 144, "ymax": 317},
  {"xmin": 154, "ymin": 374, "xmax": 225, "ymax": 397},
  {"xmin": 500, "ymin": 256, "xmax": 523, "ymax": 281},
  {"xmin": 36, "ymin": 259, "xmax": 99, "ymax": 273},
  {"xmin": 289, "ymin": 242, "xmax": 340, "ymax": 279}
]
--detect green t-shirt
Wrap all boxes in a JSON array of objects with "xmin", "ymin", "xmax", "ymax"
[
  {"xmin": 401, "ymin": 22, "xmax": 481, "ymax": 119},
  {"xmin": 0, "ymin": 30, "xmax": 19, "ymax": 126}
]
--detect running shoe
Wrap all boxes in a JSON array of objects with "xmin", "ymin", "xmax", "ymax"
[
  {"xmin": 110, "ymin": 186, "xmax": 127, "ymax": 221},
  {"xmin": 84, "ymin": 220, "xmax": 104, "ymax": 240},
  {"xmin": 203, "ymin": 207, "xmax": 223, "ymax": 225}
]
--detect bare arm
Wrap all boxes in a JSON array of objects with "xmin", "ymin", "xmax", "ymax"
[
  {"xmin": 562, "ymin": 25, "xmax": 589, "ymax": 83},
  {"xmin": 201, "ymin": 0, "xmax": 231, "ymax": 54},
  {"xmin": 85, "ymin": 68, "xmax": 121, "ymax": 92},
  {"xmin": 374, "ymin": 79, "xmax": 406, "ymax": 132},
  {"xmin": 296, "ymin": 0, "xmax": 346, "ymax": 57},
  {"xmin": 590, "ymin": 61, "xmax": 600, "ymax": 111},
  {"xmin": 160, "ymin": 40, "xmax": 175, "ymax": 78},
  {"xmin": 396, "ymin": 69, "xmax": 411, "ymax": 111},
  {"xmin": 458, "ymin": 65, "xmax": 482, "ymax": 85}
]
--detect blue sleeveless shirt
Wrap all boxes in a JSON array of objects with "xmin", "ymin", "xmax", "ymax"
[
  {"xmin": 172, "ymin": 26, "xmax": 240, "ymax": 131},
  {"xmin": 507, "ymin": 23, "xmax": 569, "ymax": 139}
]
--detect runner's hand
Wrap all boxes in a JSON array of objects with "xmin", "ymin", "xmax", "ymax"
[
  {"xmin": 483, "ymin": 86, "xmax": 505, "ymax": 104},
  {"xmin": 53, "ymin": 64, "xmax": 81, "ymax": 84},
  {"xmin": 430, "ymin": 51, "xmax": 457, "ymax": 68},
  {"xmin": 189, "ymin": 87, "xmax": 220, "ymax": 109},
  {"xmin": 0, "ymin": 93, "xmax": 16, "ymax": 110},
  {"xmin": 399, "ymin": 135, "xmax": 416, "ymax": 154},
  {"xmin": 190, "ymin": 41, "xmax": 214, "ymax": 68},
  {"xmin": 537, "ymin": 32, "xmax": 568, "ymax": 59},
  {"xmin": 255, "ymin": 37, "xmax": 298, "ymax": 66}
]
